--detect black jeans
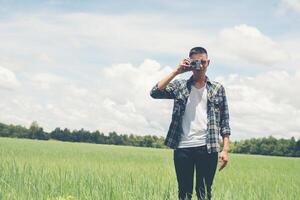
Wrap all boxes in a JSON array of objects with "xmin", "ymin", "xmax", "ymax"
[{"xmin": 173, "ymin": 144, "xmax": 218, "ymax": 200}]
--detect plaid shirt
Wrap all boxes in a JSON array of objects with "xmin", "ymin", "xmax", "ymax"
[{"xmin": 150, "ymin": 74, "xmax": 231, "ymax": 154}]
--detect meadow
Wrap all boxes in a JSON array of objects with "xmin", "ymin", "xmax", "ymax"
[{"xmin": 0, "ymin": 137, "xmax": 299, "ymax": 200}]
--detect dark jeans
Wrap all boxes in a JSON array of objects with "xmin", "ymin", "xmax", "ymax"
[{"xmin": 173, "ymin": 144, "xmax": 218, "ymax": 200}]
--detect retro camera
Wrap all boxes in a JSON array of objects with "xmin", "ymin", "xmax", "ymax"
[{"xmin": 186, "ymin": 58, "xmax": 205, "ymax": 70}]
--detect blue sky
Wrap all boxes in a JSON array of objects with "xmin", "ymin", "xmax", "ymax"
[{"xmin": 0, "ymin": 0, "xmax": 300, "ymax": 140}]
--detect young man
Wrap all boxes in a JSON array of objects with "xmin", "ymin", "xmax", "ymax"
[{"xmin": 150, "ymin": 47, "xmax": 231, "ymax": 200}]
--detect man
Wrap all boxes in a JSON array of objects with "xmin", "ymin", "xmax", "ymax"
[{"xmin": 149, "ymin": 47, "xmax": 231, "ymax": 200}]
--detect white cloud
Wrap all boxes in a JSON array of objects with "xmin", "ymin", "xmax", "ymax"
[
  {"xmin": 0, "ymin": 59, "xmax": 177, "ymax": 136},
  {"xmin": 0, "ymin": 12, "xmax": 205, "ymax": 64},
  {"xmin": 216, "ymin": 69, "xmax": 300, "ymax": 140},
  {"xmin": 211, "ymin": 24, "xmax": 293, "ymax": 68},
  {"xmin": 0, "ymin": 65, "xmax": 20, "ymax": 90},
  {"xmin": 0, "ymin": 12, "xmax": 299, "ymax": 73},
  {"xmin": 281, "ymin": 0, "xmax": 300, "ymax": 13},
  {"xmin": 30, "ymin": 73, "xmax": 66, "ymax": 89}
]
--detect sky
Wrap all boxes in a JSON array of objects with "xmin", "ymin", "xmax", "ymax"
[{"xmin": 0, "ymin": 0, "xmax": 300, "ymax": 141}]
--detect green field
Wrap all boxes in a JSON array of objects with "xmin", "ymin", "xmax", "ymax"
[{"xmin": 0, "ymin": 137, "xmax": 299, "ymax": 200}]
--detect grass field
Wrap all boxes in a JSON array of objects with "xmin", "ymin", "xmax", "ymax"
[{"xmin": 0, "ymin": 137, "xmax": 299, "ymax": 200}]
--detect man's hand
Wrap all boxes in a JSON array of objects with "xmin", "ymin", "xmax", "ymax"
[
  {"xmin": 218, "ymin": 150, "xmax": 228, "ymax": 171},
  {"xmin": 173, "ymin": 58, "xmax": 193, "ymax": 75}
]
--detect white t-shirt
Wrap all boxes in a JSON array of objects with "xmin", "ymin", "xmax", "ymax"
[{"xmin": 177, "ymin": 83, "xmax": 208, "ymax": 148}]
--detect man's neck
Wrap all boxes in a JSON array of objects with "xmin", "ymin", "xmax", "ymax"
[{"xmin": 192, "ymin": 73, "xmax": 206, "ymax": 86}]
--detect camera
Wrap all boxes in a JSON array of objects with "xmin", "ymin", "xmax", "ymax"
[{"xmin": 186, "ymin": 58, "xmax": 202, "ymax": 70}]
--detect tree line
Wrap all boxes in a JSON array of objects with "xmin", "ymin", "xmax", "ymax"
[
  {"xmin": 0, "ymin": 121, "xmax": 299, "ymax": 157},
  {"xmin": 0, "ymin": 121, "xmax": 165, "ymax": 148},
  {"xmin": 230, "ymin": 136, "xmax": 300, "ymax": 157}
]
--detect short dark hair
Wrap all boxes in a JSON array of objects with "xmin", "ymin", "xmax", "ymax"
[{"xmin": 189, "ymin": 47, "xmax": 207, "ymax": 58}]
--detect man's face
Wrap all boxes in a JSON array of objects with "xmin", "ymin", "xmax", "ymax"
[{"xmin": 190, "ymin": 53, "xmax": 210, "ymax": 75}]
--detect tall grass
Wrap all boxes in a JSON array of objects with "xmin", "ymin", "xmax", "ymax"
[{"xmin": 0, "ymin": 137, "xmax": 299, "ymax": 199}]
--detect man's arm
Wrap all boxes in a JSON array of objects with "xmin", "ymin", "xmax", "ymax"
[
  {"xmin": 150, "ymin": 71, "xmax": 179, "ymax": 99},
  {"xmin": 219, "ymin": 85, "xmax": 231, "ymax": 151},
  {"xmin": 217, "ymin": 84, "xmax": 231, "ymax": 171},
  {"xmin": 150, "ymin": 58, "xmax": 193, "ymax": 99},
  {"xmin": 222, "ymin": 135, "xmax": 230, "ymax": 152}
]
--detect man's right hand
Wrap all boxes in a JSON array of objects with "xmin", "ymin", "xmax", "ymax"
[{"xmin": 173, "ymin": 58, "xmax": 193, "ymax": 75}]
